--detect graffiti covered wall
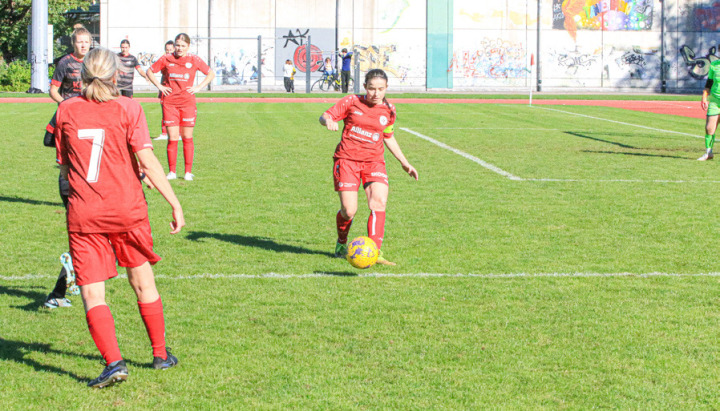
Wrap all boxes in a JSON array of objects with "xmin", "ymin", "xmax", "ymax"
[{"xmin": 101, "ymin": 0, "xmax": 720, "ymax": 92}]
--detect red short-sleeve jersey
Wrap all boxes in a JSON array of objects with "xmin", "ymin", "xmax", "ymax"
[
  {"xmin": 55, "ymin": 96, "xmax": 154, "ymax": 233},
  {"xmin": 325, "ymin": 94, "xmax": 396, "ymax": 163},
  {"xmin": 150, "ymin": 53, "xmax": 210, "ymax": 106}
]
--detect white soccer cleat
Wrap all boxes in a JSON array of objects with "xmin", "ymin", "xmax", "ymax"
[
  {"xmin": 184, "ymin": 173, "xmax": 194, "ymax": 181},
  {"xmin": 154, "ymin": 134, "xmax": 168, "ymax": 140},
  {"xmin": 166, "ymin": 171, "xmax": 177, "ymax": 180},
  {"xmin": 698, "ymin": 153, "xmax": 714, "ymax": 161}
]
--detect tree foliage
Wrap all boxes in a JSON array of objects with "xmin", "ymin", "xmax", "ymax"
[{"xmin": 0, "ymin": 0, "xmax": 94, "ymax": 62}]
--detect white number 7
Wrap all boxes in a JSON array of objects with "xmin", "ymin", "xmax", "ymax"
[{"xmin": 78, "ymin": 129, "xmax": 105, "ymax": 183}]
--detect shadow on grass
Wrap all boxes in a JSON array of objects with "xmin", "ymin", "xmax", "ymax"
[
  {"xmin": 0, "ymin": 284, "xmax": 50, "ymax": 312},
  {"xmin": 566, "ymin": 131, "xmax": 639, "ymax": 149},
  {"xmin": 186, "ymin": 231, "xmax": 335, "ymax": 258},
  {"xmin": 581, "ymin": 150, "xmax": 689, "ymax": 159},
  {"xmin": 0, "ymin": 195, "xmax": 63, "ymax": 207},
  {"xmin": 312, "ymin": 271, "xmax": 359, "ymax": 277},
  {"xmin": 0, "ymin": 337, "xmax": 150, "ymax": 385}
]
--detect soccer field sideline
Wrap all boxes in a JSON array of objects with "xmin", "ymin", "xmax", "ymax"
[{"xmin": 5, "ymin": 272, "xmax": 720, "ymax": 281}]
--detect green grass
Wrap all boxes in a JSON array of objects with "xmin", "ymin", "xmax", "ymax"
[
  {"xmin": 1, "ymin": 100, "xmax": 719, "ymax": 408},
  {"xmin": 0, "ymin": 90, "xmax": 700, "ymax": 100}
]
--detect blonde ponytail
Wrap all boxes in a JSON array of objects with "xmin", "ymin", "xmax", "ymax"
[{"xmin": 81, "ymin": 47, "xmax": 125, "ymax": 102}]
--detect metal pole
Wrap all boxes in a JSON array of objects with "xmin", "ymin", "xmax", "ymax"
[
  {"xmin": 536, "ymin": 0, "xmax": 542, "ymax": 92},
  {"xmin": 660, "ymin": 0, "xmax": 666, "ymax": 93},
  {"xmin": 207, "ymin": 0, "xmax": 212, "ymax": 91},
  {"xmin": 306, "ymin": 36, "xmax": 312, "ymax": 93},
  {"xmin": 30, "ymin": 0, "xmax": 49, "ymax": 93},
  {"xmin": 353, "ymin": 47, "xmax": 360, "ymax": 94},
  {"xmin": 335, "ymin": 0, "xmax": 339, "ymax": 74},
  {"xmin": 257, "ymin": 35, "xmax": 262, "ymax": 93}
]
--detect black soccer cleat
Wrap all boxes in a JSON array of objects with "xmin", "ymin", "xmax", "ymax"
[
  {"xmin": 87, "ymin": 360, "xmax": 128, "ymax": 388},
  {"xmin": 153, "ymin": 347, "xmax": 179, "ymax": 370}
]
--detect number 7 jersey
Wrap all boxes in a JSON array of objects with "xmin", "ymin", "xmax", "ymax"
[{"xmin": 55, "ymin": 96, "xmax": 154, "ymax": 233}]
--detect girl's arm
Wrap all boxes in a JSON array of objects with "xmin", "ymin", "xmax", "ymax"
[
  {"xmin": 384, "ymin": 136, "xmax": 418, "ymax": 180},
  {"xmin": 146, "ymin": 69, "xmax": 172, "ymax": 96},
  {"xmin": 188, "ymin": 71, "xmax": 216, "ymax": 94},
  {"xmin": 319, "ymin": 112, "xmax": 339, "ymax": 131},
  {"xmin": 136, "ymin": 148, "xmax": 185, "ymax": 234}
]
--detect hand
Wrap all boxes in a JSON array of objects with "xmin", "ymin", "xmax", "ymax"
[
  {"xmin": 325, "ymin": 118, "xmax": 339, "ymax": 131},
  {"xmin": 170, "ymin": 208, "xmax": 185, "ymax": 234},
  {"xmin": 187, "ymin": 85, "xmax": 201, "ymax": 95},
  {"xmin": 158, "ymin": 85, "xmax": 172, "ymax": 96},
  {"xmin": 403, "ymin": 163, "xmax": 419, "ymax": 181},
  {"xmin": 702, "ymin": 99, "xmax": 709, "ymax": 111}
]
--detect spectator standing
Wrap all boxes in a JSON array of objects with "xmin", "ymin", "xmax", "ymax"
[{"xmin": 340, "ymin": 48, "xmax": 353, "ymax": 93}]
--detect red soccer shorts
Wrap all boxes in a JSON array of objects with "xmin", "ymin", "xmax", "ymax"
[
  {"xmin": 162, "ymin": 103, "xmax": 197, "ymax": 127},
  {"xmin": 68, "ymin": 220, "xmax": 161, "ymax": 286},
  {"xmin": 333, "ymin": 158, "xmax": 388, "ymax": 192}
]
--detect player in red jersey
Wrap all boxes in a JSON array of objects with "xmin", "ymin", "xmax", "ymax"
[
  {"xmin": 146, "ymin": 33, "xmax": 215, "ymax": 181},
  {"xmin": 54, "ymin": 47, "xmax": 185, "ymax": 388},
  {"xmin": 320, "ymin": 69, "xmax": 418, "ymax": 265},
  {"xmin": 154, "ymin": 40, "xmax": 176, "ymax": 140}
]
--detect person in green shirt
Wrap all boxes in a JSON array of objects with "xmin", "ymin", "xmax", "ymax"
[{"xmin": 699, "ymin": 60, "xmax": 720, "ymax": 161}]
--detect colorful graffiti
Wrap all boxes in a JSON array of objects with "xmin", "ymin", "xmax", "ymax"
[
  {"xmin": 293, "ymin": 44, "xmax": 323, "ymax": 73},
  {"xmin": 553, "ymin": 0, "xmax": 653, "ymax": 41},
  {"xmin": 355, "ymin": 44, "xmax": 410, "ymax": 82},
  {"xmin": 449, "ymin": 38, "xmax": 526, "ymax": 79},
  {"xmin": 679, "ymin": 45, "xmax": 720, "ymax": 80},
  {"xmin": 694, "ymin": 2, "xmax": 720, "ymax": 31},
  {"xmin": 279, "ymin": 28, "xmax": 326, "ymax": 73},
  {"xmin": 213, "ymin": 47, "xmax": 273, "ymax": 85}
]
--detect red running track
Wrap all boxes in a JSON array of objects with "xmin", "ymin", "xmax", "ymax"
[{"xmin": 0, "ymin": 97, "xmax": 704, "ymax": 119}]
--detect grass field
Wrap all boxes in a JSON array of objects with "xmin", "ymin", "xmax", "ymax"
[{"xmin": 2, "ymin": 99, "xmax": 720, "ymax": 408}]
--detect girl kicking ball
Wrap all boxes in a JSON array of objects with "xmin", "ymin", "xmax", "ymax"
[{"xmin": 319, "ymin": 69, "xmax": 418, "ymax": 265}]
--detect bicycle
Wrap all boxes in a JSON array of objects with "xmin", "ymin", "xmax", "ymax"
[{"xmin": 311, "ymin": 71, "xmax": 353, "ymax": 92}]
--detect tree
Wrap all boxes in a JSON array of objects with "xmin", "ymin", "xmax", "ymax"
[{"xmin": 0, "ymin": 0, "xmax": 94, "ymax": 62}]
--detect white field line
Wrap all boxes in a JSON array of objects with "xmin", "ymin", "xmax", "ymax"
[
  {"xmin": 534, "ymin": 106, "xmax": 702, "ymax": 139},
  {"xmin": 400, "ymin": 127, "xmax": 524, "ymax": 181},
  {"xmin": 3, "ymin": 272, "xmax": 720, "ymax": 281},
  {"xmin": 432, "ymin": 127, "xmax": 558, "ymax": 130},
  {"xmin": 527, "ymin": 178, "xmax": 720, "ymax": 183},
  {"xmin": 402, "ymin": 126, "xmax": 720, "ymax": 184}
]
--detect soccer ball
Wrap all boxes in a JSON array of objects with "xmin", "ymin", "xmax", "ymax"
[{"xmin": 346, "ymin": 236, "xmax": 379, "ymax": 269}]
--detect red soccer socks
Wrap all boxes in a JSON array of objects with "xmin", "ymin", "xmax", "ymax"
[
  {"xmin": 182, "ymin": 138, "xmax": 194, "ymax": 174},
  {"xmin": 367, "ymin": 210, "xmax": 385, "ymax": 249},
  {"xmin": 167, "ymin": 140, "xmax": 179, "ymax": 173},
  {"xmin": 336, "ymin": 211, "xmax": 353, "ymax": 244},
  {"xmin": 138, "ymin": 297, "xmax": 166, "ymax": 358},
  {"xmin": 86, "ymin": 305, "xmax": 123, "ymax": 365}
]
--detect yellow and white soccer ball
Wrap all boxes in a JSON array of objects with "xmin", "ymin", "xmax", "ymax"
[{"xmin": 346, "ymin": 236, "xmax": 379, "ymax": 269}]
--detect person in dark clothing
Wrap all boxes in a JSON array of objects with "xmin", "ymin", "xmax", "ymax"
[{"xmin": 340, "ymin": 48, "xmax": 353, "ymax": 93}]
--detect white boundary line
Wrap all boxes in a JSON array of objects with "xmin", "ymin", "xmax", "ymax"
[
  {"xmin": 432, "ymin": 127, "xmax": 558, "ymax": 130},
  {"xmin": 3, "ymin": 272, "xmax": 720, "ymax": 281},
  {"xmin": 401, "ymin": 127, "xmax": 720, "ymax": 184},
  {"xmin": 400, "ymin": 127, "xmax": 524, "ymax": 180},
  {"xmin": 534, "ymin": 106, "xmax": 702, "ymax": 139}
]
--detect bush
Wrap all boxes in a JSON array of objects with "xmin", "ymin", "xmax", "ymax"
[{"xmin": 0, "ymin": 60, "xmax": 32, "ymax": 92}]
